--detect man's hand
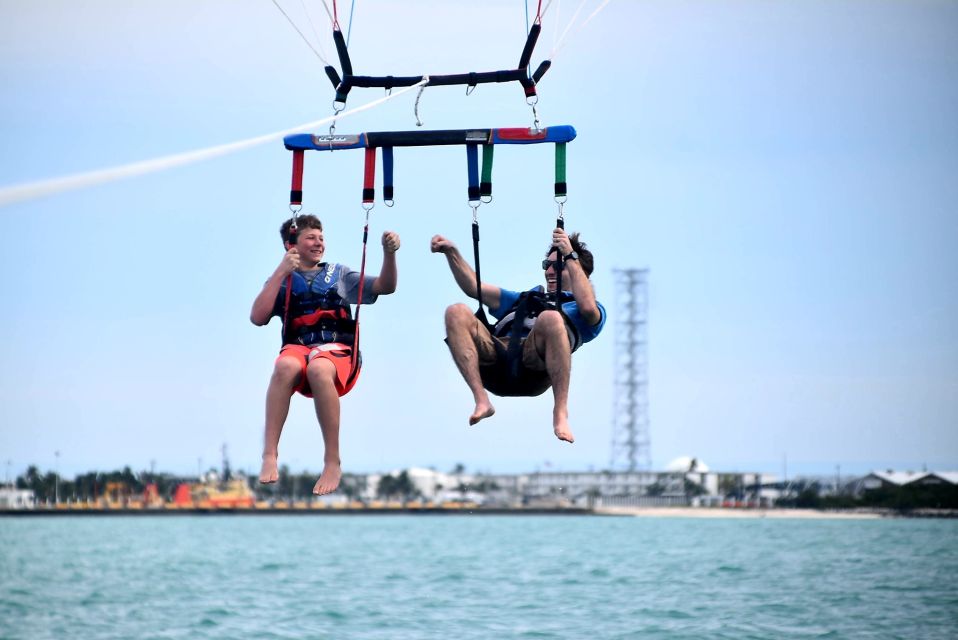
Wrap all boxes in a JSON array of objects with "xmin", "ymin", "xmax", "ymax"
[
  {"xmin": 552, "ymin": 227, "xmax": 573, "ymax": 258},
  {"xmin": 382, "ymin": 230, "xmax": 401, "ymax": 254},
  {"xmin": 431, "ymin": 234, "xmax": 456, "ymax": 254}
]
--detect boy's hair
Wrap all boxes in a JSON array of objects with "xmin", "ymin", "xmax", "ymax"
[
  {"xmin": 280, "ymin": 214, "xmax": 323, "ymax": 246},
  {"xmin": 546, "ymin": 232, "xmax": 594, "ymax": 277}
]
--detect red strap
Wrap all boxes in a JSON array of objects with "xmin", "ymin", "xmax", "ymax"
[
  {"xmin": 349, "ymin": 222, "xmax": 370, "ymax": 379},
  {"xmin": 290, "ymin": 150, "xmax": 304, "ymax": 206},
  {"xmin": 362, "ymin": 147, "xmax": 376, "ymax": 205}
]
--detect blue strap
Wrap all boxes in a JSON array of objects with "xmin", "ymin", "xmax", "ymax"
[
  {"xmin": 382, "ymin": 146, "xmax": 394, "ymax": 202},
  {"xmin": 467, "ymin": 143, "xmax": 479, "ymax": 202}
]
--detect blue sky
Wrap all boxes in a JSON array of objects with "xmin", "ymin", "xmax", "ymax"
[{"xmin": 1, "ymin": 0, "xmax": 956, "ymax": 480}]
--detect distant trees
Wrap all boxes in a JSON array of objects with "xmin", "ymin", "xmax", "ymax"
[{"xmin": 376, "ymin": 471, "xmax": 420, "ymax": 502}]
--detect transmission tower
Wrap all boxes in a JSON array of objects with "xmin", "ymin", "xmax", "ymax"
[{"xmin": 610, "ymin": 268, "xmax": 651, "ymax": 471}]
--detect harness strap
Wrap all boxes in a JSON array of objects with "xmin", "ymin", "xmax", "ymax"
[
  {"xmin": 382, "ymin": 146, "xmax": 394, "ymax": 203},
  {"xmin": 290, "ymin": 150, "xmax": 304, "ymax": 207},
  {"xmin": 555, "ymin": 142, "xmax": 567, "ymax": 199},
  {"xmin": 348, "ymin": 150, "xmax": 375, "ymax": 385},
  {"xmin": 480, "ymin": 144, "xmax": 494, "ymax": 200},
  {"xmin": 466, "ymin": 143, "xmax": 480, "ymax": 202},
  {"xmin": 555, "ymin": 216, "xmax": 565, "ymax": 306},
  {"xmin": 362, "ymin": 146, "xmax": 376, "ymax": 206}
]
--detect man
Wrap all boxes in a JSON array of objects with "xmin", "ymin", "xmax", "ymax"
[
  {"xmin": 251, "ymin": 214, "xmax": 400, "ymax": 495},
  {"xmin": 431, "ymin": 227, "xmax": 605, "ymax": 443}
]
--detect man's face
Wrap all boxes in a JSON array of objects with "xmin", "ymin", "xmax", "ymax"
[
  {"xmin": 543, "ymin": 249, "xmax": 564, "ymax": 293},
  {"xmin": 294, "ymin": 227, "xmax": 325, "ymax": 265}
]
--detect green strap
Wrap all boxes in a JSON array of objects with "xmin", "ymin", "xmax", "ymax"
[
  {"xmin": 480, "ymin": 144, "xmax": 494, "ymax": 199},
  {"xmin": 554, "ymin": 142, "xmax": 567, "ymax": 197}
]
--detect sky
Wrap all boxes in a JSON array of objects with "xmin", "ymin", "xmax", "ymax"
[{"xmin": 0, "ymin": 0, "xmax": 956, "ymax": 481}]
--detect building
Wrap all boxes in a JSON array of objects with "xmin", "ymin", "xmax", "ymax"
[{"xmin": 0, "ymin": 487, "xmax": 36, "ymax": 509}]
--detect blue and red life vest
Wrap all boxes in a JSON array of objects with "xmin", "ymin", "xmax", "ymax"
[{"xmin": 276, "ymin": 263, "xmax": 356, "ymax": 347}]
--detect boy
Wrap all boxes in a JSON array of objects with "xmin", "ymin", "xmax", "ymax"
[{"xmin": 251, "ymin": 214, "xmax": 400, "ymax": 495}]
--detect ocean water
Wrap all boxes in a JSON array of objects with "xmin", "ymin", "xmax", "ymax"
[{"xmin": 1, "ymin": 514, "xmax": 956, "ymax": 639}]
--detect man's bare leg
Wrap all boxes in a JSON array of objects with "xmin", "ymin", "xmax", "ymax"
[
  {"xmin": 260, "ymin": 357, "xmax": 302, "ymax": 483},
  {"xmin": 445, "ymin": 303, "xmax": 496, "ymax": 425},
  {"xmin": 306, "ymin": 358, "xmax": 343, "ymax": 495},
  {"xmin": 531, "ymin": 311, "xmax": 575, "ymax": 443}
]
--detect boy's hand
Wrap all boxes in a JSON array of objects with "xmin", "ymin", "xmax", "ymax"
[
  {"xmin": 430, "ymin": 235, "xmax": 456, "ymax": 254},
  {"xmin": 382, "ymin": 231, "xmax": 401, "ymax": 254},
  {"xmin": 280, "ymin": 247, "xmax": 301, "ymax": 275}
]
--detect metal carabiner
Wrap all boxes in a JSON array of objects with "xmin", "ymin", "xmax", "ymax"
[
  {"xmin": 414, "ymin": 76, "xmax": 430, "ymax": 127},
  {"xmin": 527, "ymin": 96, "xmax": 542, "ymax": 133},
  {"xmin": 329, "ymin": 101, "xmax": 346, "ymax": 139},
  {"xmin": 470, "ymin": 202, "xmax": 480, "ymax": 224}
]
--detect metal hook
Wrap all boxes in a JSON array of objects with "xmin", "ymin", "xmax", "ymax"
[
  {"xmin": 470, "ymin": 202, "xmax": 479, "ymax": 224},
  {"xmin": 329, "ymin": 101, "xmax": 345, "ymax": 139},
  {"xmin": 414, "ymin": 76, "xmax": 429, "ymax": 127},
  {"xmin": 466, "ymin": 84, "xmax": 476, "ymax": 96},
  {"xmin": 527, "ymin": 96, "xmax": 542, "ymax": 132},
  {"xmin": 289, "ymin": 203, "xmax": 302, "ymax": 215},
  {"xmin": 555, "ymin": 197, "xmax": 566, "ymax": 221}
]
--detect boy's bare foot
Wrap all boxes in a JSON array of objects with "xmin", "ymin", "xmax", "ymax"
[
  {"xmin": 553, "ymin": 413, "xmax": 575, "ymax": 443},
  {"xmin": 312, "ymin": 462, "xmax": 342, "ymax": 496},
  {"xmin": 469, "ymin": 401, "xmax": 496, "ymax": 426},
  {"xmin": 259, "ymin": 454, "xmax": 279, "ymax": 484}
]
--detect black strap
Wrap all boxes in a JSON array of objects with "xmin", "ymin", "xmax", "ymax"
[
  {"xmin": 472, "ymin": 220, "xmax": 491, "ymax": 327},
  {"xmin": 554, "ymin": 217, "xmax": 565, "ymax": 307}
]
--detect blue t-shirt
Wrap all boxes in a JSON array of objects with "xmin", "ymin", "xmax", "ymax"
[{"xmin": 491, "ymin": 285, "xmax": 606, "ymax": 346}]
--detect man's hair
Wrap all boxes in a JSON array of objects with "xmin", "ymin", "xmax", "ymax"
[
  {"xmin": 280, "ymin": 214, "xmax": 323, "ymax": 246},
  {"xmin": 546, "ymin": 232, "xmax": 594, "ymax": 277}
]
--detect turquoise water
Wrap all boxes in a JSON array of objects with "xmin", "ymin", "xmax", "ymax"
[{"xmin": 1, "ymin": 515, "xmax": 956, "ymax": 639}]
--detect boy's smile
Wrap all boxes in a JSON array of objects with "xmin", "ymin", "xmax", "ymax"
[{"xmin": 296, "ymin": 229, "xmax": 325, "ymax": 266}]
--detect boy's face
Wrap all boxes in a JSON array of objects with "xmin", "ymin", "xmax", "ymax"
[{"xmin": 292, "ymin": 227, "xmax": 325, "ymax": 265}]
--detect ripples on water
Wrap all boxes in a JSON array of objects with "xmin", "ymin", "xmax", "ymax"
[{"xmin": 1, "ymin": 515, "xmax": 956, "ymax": 639}]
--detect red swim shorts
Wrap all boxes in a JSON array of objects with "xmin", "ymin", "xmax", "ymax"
[{"xmin": 276, "ymin": 343, "xmax": 361, "ymax": 398}]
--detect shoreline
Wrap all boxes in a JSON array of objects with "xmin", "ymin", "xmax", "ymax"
[
  {"xmin": 2, "ymin": 506, "xmax": 952, "ymax": 518},
  {"xmin": 593, "ymin": 506, "xmax": 888, "ymax": 519}
]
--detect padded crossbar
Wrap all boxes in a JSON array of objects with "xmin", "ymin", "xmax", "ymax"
[{"xmin": 284, "ymin": 126, "xmax": 576, "ymax": 152}]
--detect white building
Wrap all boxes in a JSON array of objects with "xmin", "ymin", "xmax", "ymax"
[{"xmin": 0, "ymin": 487, "xmax": 35, "ymax": 509}]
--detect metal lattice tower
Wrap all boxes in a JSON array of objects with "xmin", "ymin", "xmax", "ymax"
[{"xmin": 610, "ymin": 268, "xmax": 651, "ymax": 471}]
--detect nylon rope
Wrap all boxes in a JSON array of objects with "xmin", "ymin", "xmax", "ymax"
[
  {"xmin": 297, "ymin": 0, "xmax": 329, "ymax": 62},
  {"xmin": 346, "ymin": 0, "xmax": 357, "ymax": 47},
  {"xmin": 320, "ymin": 0, "xmax": 335, "ymax": 25},
  {"xmin": 0, "ymin": 78, "xmax": 429, "ymax": 209},
  {"xmin": 271, "ymin": 0, "xmax": 328, "ymax": 64},
  {"xmin": 551, "ymin": 0, "xmax": 612, "ymax": 59}
]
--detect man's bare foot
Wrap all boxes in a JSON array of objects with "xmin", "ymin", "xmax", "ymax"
[
  {"xmin": 553, "ymin": 413, "xmax": 575, "ymax": 443},
  {"xmin": 259, "ymin": 454, "xmax": 279, "ymax": 484},
  {"xmin": 469, "ymin": 401, "xmax": 496, "ymax": 426},
  {"xmin": 312, "ymin": 462, "xmax": 342, "ymax": 496}
]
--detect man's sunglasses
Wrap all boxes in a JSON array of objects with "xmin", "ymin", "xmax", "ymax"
[{"xmin": 541, "ymin": 259, "xmax": 567, "ymax": 270}]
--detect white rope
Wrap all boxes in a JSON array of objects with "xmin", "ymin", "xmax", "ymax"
[
  {"xmin": 271, "ymin": 0, "xmax": 328, "ymax": 64},
  {"xmin": 298, "ymin": 0, "xmax": 330, "ymax": 63},
  {"xmin": 551, "ymin": 0, "xmax": 612, "ymax": 59},
  {"xmin": 320, "ymin": 0, "xmax": 335, "ymax": 26},
  {"xmin": 551, "ymin": 0, "xmax": 590, "ymax": 59},
  {"xmin": 0, "ymin": 79, "xmax": 429, "ymax": 209}
]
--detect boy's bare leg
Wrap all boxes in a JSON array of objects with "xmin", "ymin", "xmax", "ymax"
[
  {"xmin": 306, "ymin": 358, "xmax": 343, "ymax": 495},
  {"xmin": 260, "ymin": 357, "xmax": 302, "ymax": 483},
  {"xmin": 530, "ymin": 311, "xmax": 574, "ymax": 443},
  {"xmin": 444, "ymin": 303, "xmax": 495, "ymax": 425}
]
